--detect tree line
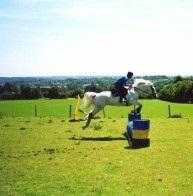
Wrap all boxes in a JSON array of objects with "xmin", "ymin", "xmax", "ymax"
[
  {"xmin": 158, "ymin": 76, "xmax": 193, "ymax": 103},
  {"xmin": 0, "ymin": 76, "xmax": 193, "ymax": 103},
  {"xmin": 0, "ymin": 83, "xmax": 81, "ymax": 100},
  {"xmin": 0, "ymin": 78, "xmax": 113, "ymax": 100}
]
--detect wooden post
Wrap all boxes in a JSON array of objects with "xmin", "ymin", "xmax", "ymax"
[
  {"xmin": 69, "ymin": 105, "xmax": 72, "ymax": 118},
  {"xmin": 34, "ymin": 104, "xmax": 37, "ymax": 117},
  {"xmin": 103, "ymin": 108, "xmax": 106, "ymax": 118},
  {"xmin": 168, "ymin": 105, "xmax": 171, "ymax": 118}
]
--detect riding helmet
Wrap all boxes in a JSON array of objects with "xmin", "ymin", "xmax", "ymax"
[{"xmin": 127, "ymin": 71, "xmax": 133, "ymax": 78}]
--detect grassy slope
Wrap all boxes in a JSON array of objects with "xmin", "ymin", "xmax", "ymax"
[
  {"xmin": 0, "ymin": 99, "xmax": 75, "ymax": 118},
  {"xmin": 0, "ymin": 99, "xmax": 193, "ymax": 195},
  {"xmin": 0, "ymin": 98, "xmax": 193, "ymax": 119}
]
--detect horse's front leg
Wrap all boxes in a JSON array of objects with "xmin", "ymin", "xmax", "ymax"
[
  {"xmin": 82, "ymin": 112, "xmax": 93, "ymax": 129},
  {"xmin": 83, "ymin": 113, "xmax": 89, "ymax": 120}
]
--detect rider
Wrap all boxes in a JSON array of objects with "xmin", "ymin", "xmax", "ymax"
[{"xmin": 111, "ymin": 71, "xmax": 134, "ymax": 104}]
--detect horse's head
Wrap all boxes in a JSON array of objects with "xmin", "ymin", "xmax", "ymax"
[{"xmin": 133, "ymin": 79, "xmax": 157, "ymax": 98}]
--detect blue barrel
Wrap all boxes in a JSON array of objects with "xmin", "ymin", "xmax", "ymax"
[
  {"xmin": 126, "ymin": 121, "xmax": 133, "ymax": 141},
  {"xmin": 133, "ymin": 119, "xmax": 150, "ymax": 130},
  {"xmin": 125, "ymin": 113, "xmax": 151, "ymax": 148},
  {"xmin": 132, "ymin": 119, "xmax": 150, "ymax": 140},
  {"xmin": 128, "ymin": 112, "xmax": 141, "ymax": 121},
  {"xmin": 132, "ymin": 138, "xmax": 150, "ymax": 148},
  {"xmin": 127, "ymin": 121, "xmax": 133, "ymax": 134}
]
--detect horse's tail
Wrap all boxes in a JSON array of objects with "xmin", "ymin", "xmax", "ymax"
[
  {"xmin": 81, "ymin": 92, "xmax": 91, "ymax": 109},
  {"xmin": 80, "ymin": 92, "xmax": 96, "ymax": 114}
]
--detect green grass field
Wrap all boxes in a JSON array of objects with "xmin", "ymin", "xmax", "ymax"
[
  {"xmin": 0, "ymin": 99, "xmax": 193, "ymax": 195},
  {"xmin": 0, "ymin": 98, "xmax": 193, "ymax": 119}
]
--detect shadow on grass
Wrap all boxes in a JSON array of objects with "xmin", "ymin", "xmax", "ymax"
[
  {"xmin": 69, "ymin": 119, "xmax": 85, "ymax": 122},
  {"xmin": 69, "ymin": 136, "xmax": 126, "ymax": 142},
  {"xmin": 69, "ymin": 136, "xmax": 139, "ymax": 150}
]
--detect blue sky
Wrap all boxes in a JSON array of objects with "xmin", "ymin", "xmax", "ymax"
[{"xmin": 0, "ymin": 0, "xmax": 193, "ymax": 76}]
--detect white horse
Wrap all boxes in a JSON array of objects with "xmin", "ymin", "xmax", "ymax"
[{"xmin": 80, "ymin": 79, "xmax": 157, "ymax": 129}]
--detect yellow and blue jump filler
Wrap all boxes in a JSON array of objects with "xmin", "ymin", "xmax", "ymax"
[{"xmin": 126, "ymin": 112, "xmax": 150, "ymax": 148}]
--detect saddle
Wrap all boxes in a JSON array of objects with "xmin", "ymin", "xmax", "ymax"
[
  {"xmin": 111, "ymin": 86, "xmax": 128, "ymax": 105},
  {"xmin": 111, "ymin": 86, "xmax": 128, "ymax": 97},
  {"xmin": 111, "ymin": 88, "xmax": 119, "ymax": 97}
]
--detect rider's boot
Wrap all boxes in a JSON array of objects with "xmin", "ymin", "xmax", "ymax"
[
  {"xmin": 123, "ymin": 96, "xmax": 128, "ymax": 106},
  {"xmin": 124, "ymin": 98, "xmax": 128, "ymax": 106}
]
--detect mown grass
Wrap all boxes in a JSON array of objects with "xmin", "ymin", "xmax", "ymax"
[
  {"xmin": 0, "ymin": 99, "xmax": 75, "ymax": 118},
  {"xmin": 1, "ymin": 98, "xmax": 193, "ymax": 119},
  {"xmin": 0, "ymin": 99, "xmax": 193, "ymax": 195}
]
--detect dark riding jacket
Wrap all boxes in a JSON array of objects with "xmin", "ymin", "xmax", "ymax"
[{"xmin": 112, "ymin": 77, "xmax": 134, "ymax": 98}]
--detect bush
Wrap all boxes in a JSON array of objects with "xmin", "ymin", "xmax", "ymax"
[{"xmin": 159, "ymin": 79, "xmax": 193, "ymax": 103}]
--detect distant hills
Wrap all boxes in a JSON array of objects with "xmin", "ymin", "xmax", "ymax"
[{"xmin": 1, "ymin": 75, "xmax": 193, "ymax": 103}]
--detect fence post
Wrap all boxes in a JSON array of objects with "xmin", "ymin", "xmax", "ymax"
[
  {"xmin": 35, "ymin": 104, "xmax": 37, "ymax": 117},
  {"xmin": 69, "ymin": 105, "xmax": 72, "ymax": 118},
  {"xmin": 103, "ymin": 108, "xmax": 106, "ymax": 118},
  {"xmin": 168, "ymin": 105, "xmax": 171, "ymax": 118}
]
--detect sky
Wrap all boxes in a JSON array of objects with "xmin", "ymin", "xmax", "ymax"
[{"xmin": 0, "ymin": 0, "xmax": 193, "ymax": 77}]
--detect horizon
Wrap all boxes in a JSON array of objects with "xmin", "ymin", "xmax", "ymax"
[
  {"xmin": 0, "ymin": 0, "xmax": 193, "ymax": 76},
  {"xmin": 0, "ymin": 74, "xmax": 192, "ymax": 78}
]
